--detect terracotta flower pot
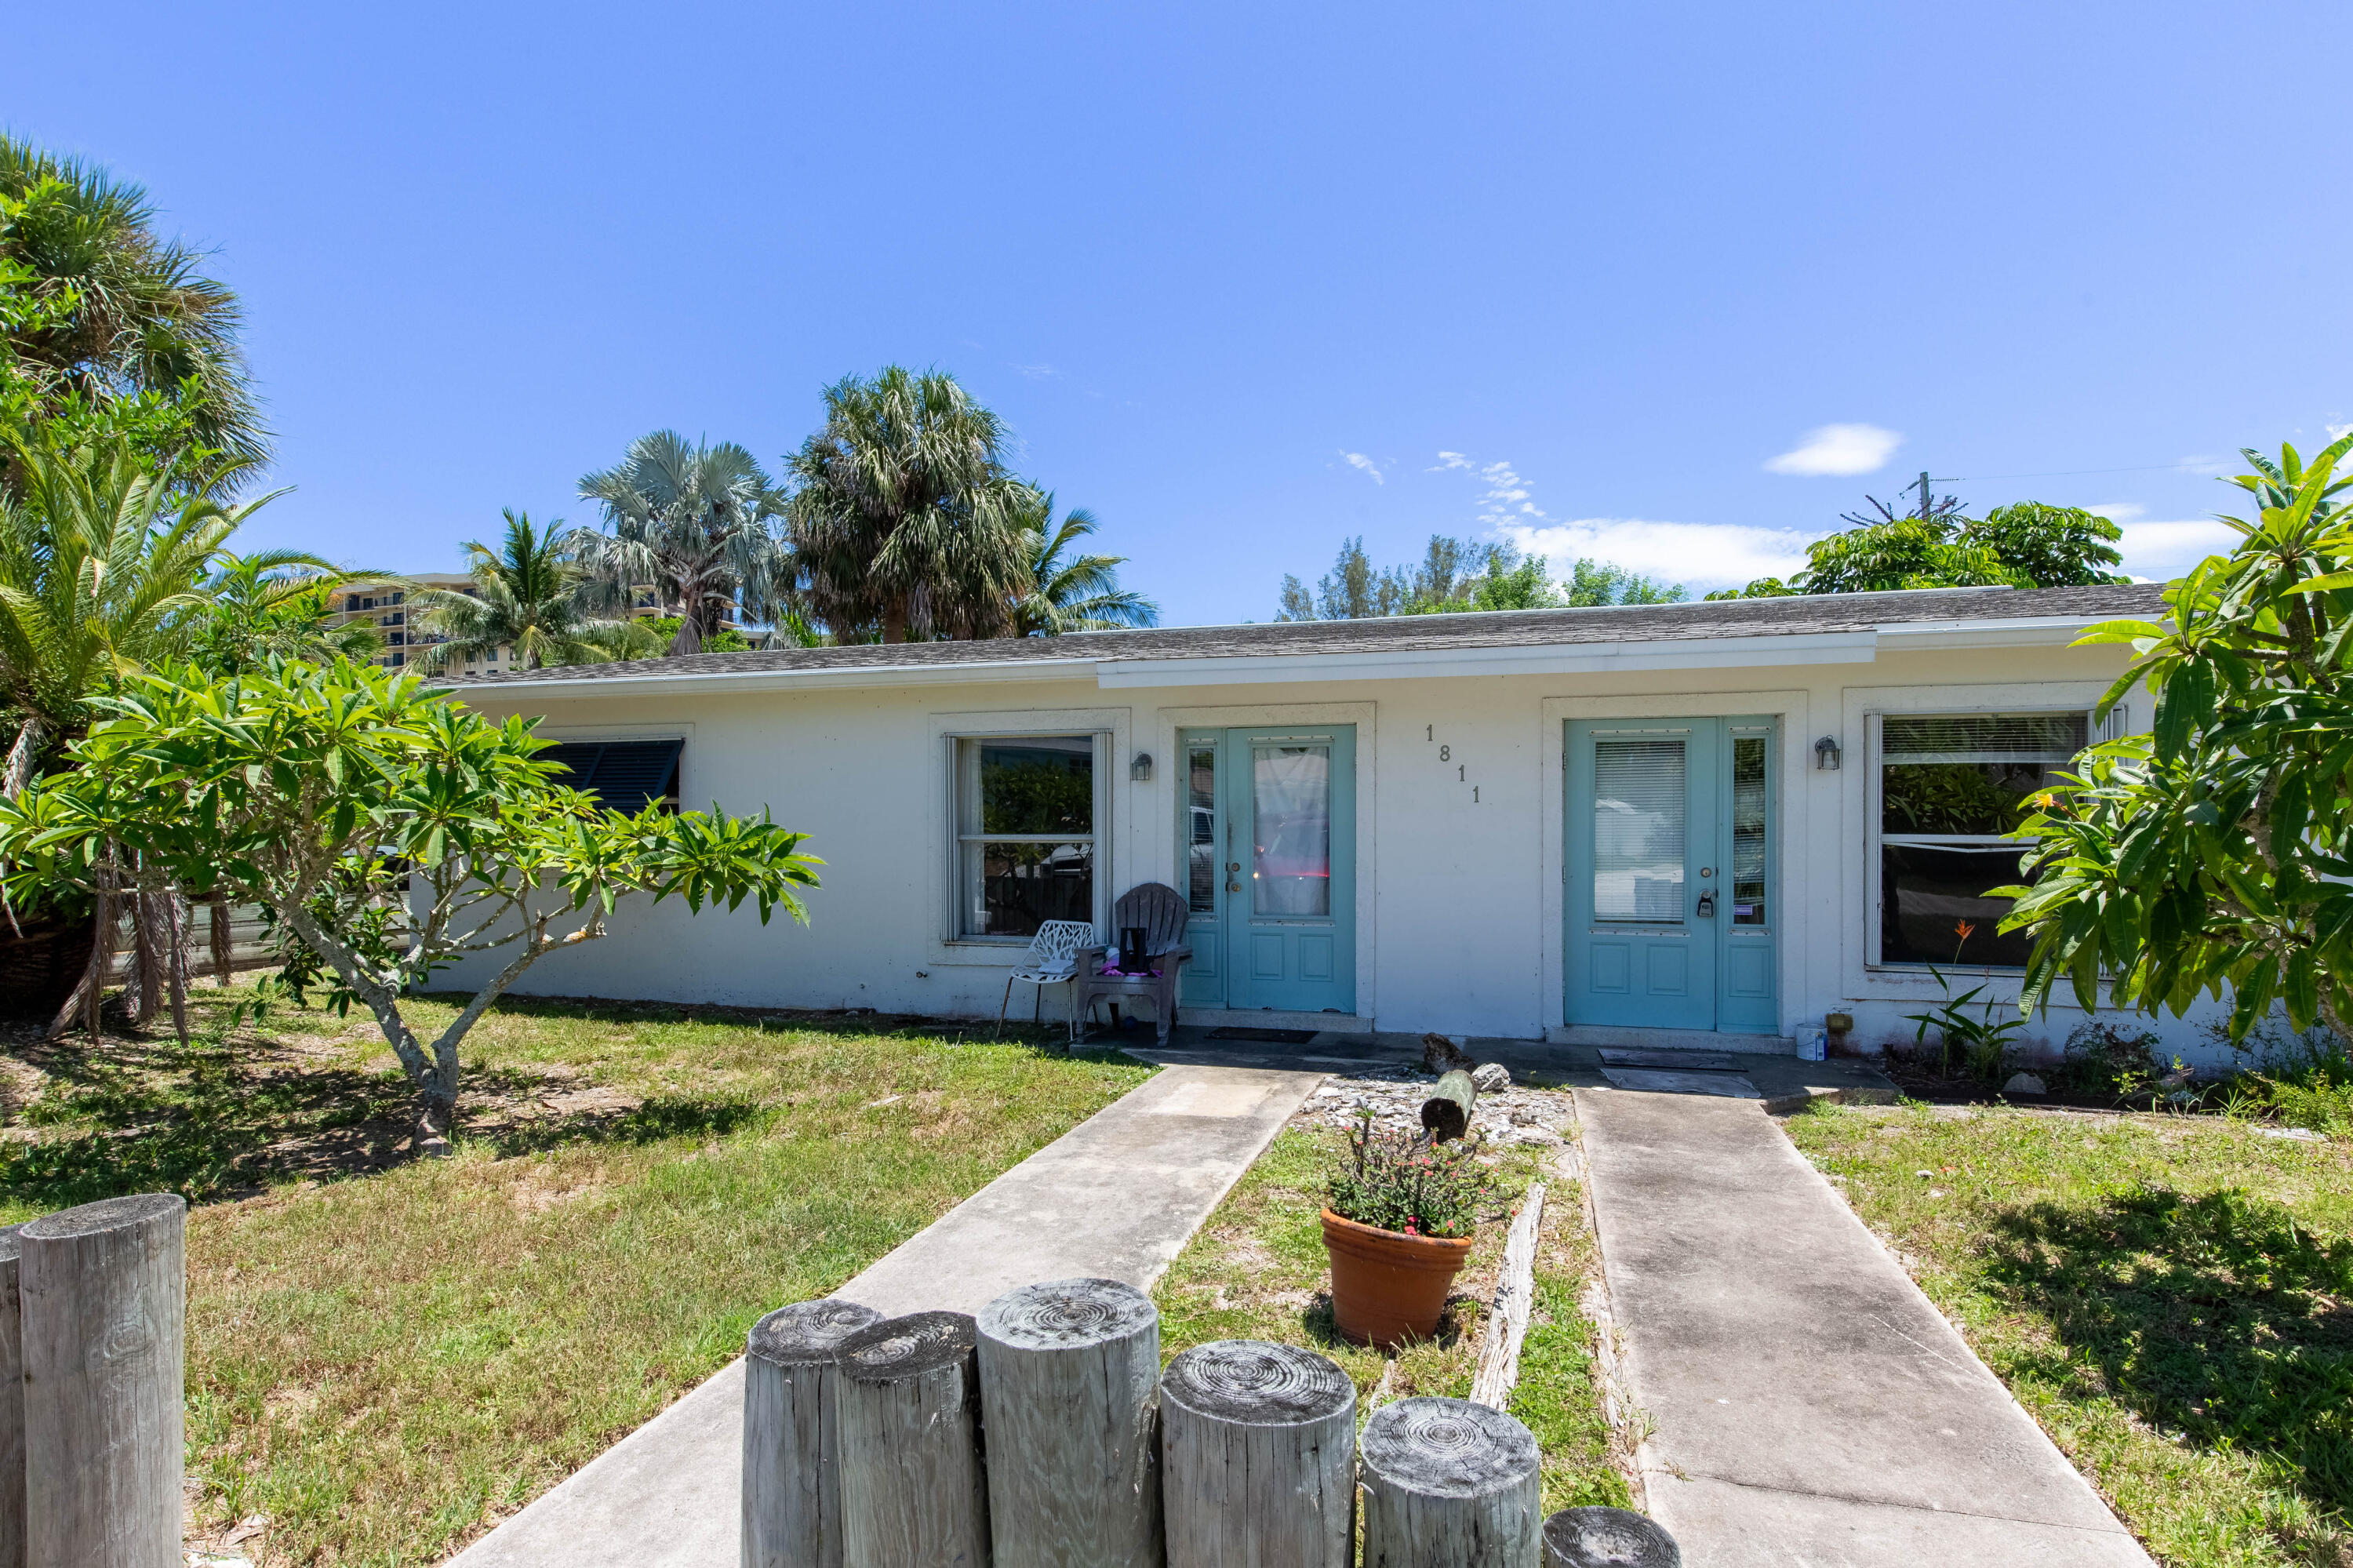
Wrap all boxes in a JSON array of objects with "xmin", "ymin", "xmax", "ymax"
[{"xmin": 1321, "ymin": 1207, "xmax": 1474, "ymax": 1348}]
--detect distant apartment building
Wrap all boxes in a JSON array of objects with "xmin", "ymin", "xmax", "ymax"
[
  {"xmin": 334, "ymin": 575, "xmax": 665, "ymax": 674},
  {"xmin": 331, "ymin": 575, "xmax": 515, "ymax": 675}
]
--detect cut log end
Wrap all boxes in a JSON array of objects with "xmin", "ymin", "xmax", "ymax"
[
  {"xmin": 19, "ymin": 1192, "xmax": 185, "ymax": 1242},
  {"xmin": 748, "ymin": 1299, "xmax": 884, "ymax": 1367},
  {"xmin": 1421, "ymin": 1068, "xmax": 1478, "ymax": 1142},
  {"xmin": 1361, "ymin": 1397, "xmax": 1540, "ymax": 1498},
  {"xmin": 834, "ymin": 1311, "xmax": 978, "ymax": 1383},
  {"xmin": 977, "ymin": 1275, "xmax": 1156, "ymax": 1352},
  {"xmin": 1162, "ymin": 1339, "xmax": 1354, "ymax": 1426},
  {"xmin": 1543, "ymin": 1506, "xmax": 1682, "ymax": 1567}
]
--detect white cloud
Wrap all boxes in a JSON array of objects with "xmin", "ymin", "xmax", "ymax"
[
  {"xmin": 1340, "ymin": 451, "xmax": 1384, "ymax": 485},
  {"xmin": 1009, "ymin": 362, "xmax": 1059, "ymax": 380},
  {"xmin": 2086, "ymin": 502, "xmax": 2144, "ymax": 521},
  {"xmin": 2115, "ymin": 518, "xmax": 2242, "ymax": 580},
  {"xmin": 1499, "ymin": 518, "xmax": 1818, "ymax": 593},
  {"xmin": 1764, "ymin": 424, "xmax": 1903, "ymax": 477},
  {"xmin": 2329, "ymin": 421, "xmax": 2352, "ymax": 440}
]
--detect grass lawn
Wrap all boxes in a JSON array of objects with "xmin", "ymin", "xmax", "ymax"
[
  {"xmin": 1152, "ymin": 1116, "xmax": 1629, "ymax": 1514},
  {"xmin": 1785, "ymin": 1101, "xmax": 2353, "ymax": 1568},
  {"xmin": 0, "ymin": 984, "xmax": 1151, "ymax": 1567}
]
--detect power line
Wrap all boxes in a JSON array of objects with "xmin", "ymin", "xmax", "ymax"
[{"xmin": 1935, "ymin": 463, "xmax": 2223, "ymax": 482}]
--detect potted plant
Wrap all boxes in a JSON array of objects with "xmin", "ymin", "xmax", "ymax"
[{"xmin": 1321, "ymin": 1111, "xmax": 1492, "ymax": 1348}]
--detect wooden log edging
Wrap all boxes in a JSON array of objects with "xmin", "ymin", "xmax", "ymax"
[
  {"xmin": 1471, "ymin": 1182, "xmax": 1547, "ymax": 1410},
  {"xmin": 19, "ymin": 1194, "xmax": 186, "ymax": 1568},
  {"xmin": 742, "ymin": 1297, "xmax": 884, "ymax": 1568},
  {"xmin": 977, "ymin": 1278, "xmax": 1163, "ymax": 1568},
  {"xmin": 0, "ymin": 1225, "xmax": 23, "ymax": 1568},
  {"xmin": 1360, "ymin": 1396, "xmax": 1542, "ymax": 1566},
  {"xmin": 835, "ymin": 1311, "xmax": 991, "ymax": 1568},
  {"xmin": 1160, "ymin": 1340, "xmax": 1355, "ymax": 1568},
  {"xmin": 1542, "ymin": 1505, "xmax": 1682, "ymax": 1566}
]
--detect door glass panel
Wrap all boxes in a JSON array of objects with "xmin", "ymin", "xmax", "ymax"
[
  {"xmin": 1593, "ymin": 738, "xmax": 1685, "ymax": 922},
  {"xmin": 1731, "ymin": 735, "xmax": 1767, "ymax": 926},
  {"xmin": 1252, "ymin": 744, "xmax": 1330, "ymax": 916},
  {"xmin": 1187, "ymin": 744, "xmax": 1218, "ymax": 913}
]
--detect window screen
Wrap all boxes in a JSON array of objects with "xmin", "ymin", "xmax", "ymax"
[{"xmin": 540, "ymin": 739, "xmax": 683, "ymax": 813}]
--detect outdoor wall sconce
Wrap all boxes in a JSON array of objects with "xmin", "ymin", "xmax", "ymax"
[
  {"xmin": 1130, "ymin": 751, "xmax": 1154, "ymax": 782},
  {"xmin": 1814, "ymin": 735, "xmax": 1842, "ymax": 771}
]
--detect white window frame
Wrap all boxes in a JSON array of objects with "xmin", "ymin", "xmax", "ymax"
[{"xmin": 928, "ymin": 708, "xmax": 1129, "ymax": 962}]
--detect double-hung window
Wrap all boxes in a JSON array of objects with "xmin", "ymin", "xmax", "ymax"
[
  {"xmin": 1875, "ymin": 711, "xmax": 2087, "ymax": 970},
  {"xmin": 955, "ymin": 734, "xmax": 1101, "ymax": 939}
]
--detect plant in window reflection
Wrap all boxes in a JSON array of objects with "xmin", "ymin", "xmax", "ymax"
[
  {"xmin": 982, "ymin": 760, "xmax": 1090, "ymax": 834},
  {"xmin": 1881, "ymin": 762, "xmax": 2038, "ymax": 835}
]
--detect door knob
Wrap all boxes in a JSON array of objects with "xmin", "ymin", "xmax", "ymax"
[
  {"xmin": 1227, "ymin": 882, "xmax": 1241, "ymax": 893},
  {"xmin": 1696, "ymin": 890, "xmax": 1717, "ymax": 919},
  {"xmin": 1227, "ymin": 862, "xmax": 1240, "ymax": 872}
]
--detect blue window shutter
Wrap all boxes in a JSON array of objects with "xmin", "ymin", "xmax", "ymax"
[{"xmin": 541, "ymin": 739, "xmax": 683, "ymax": 812}]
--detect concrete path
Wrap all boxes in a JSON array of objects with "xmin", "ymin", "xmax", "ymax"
[
  {"xmin": 1574, "ymin": 1088, "xmax": 2154, "ymax": 1567},
  {"xmin": 446, "ymin": 1062, "xmax": 1323, "ymax": 1568}
]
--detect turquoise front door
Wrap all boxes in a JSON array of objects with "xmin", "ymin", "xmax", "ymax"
[
  {"xmin": 1566, "ymin": 718, "xmax": 1777, "ymax": 1034},
  {"xmin": 1177, "ymin": 726, "xmax": 1358, "ymax": 1016}
]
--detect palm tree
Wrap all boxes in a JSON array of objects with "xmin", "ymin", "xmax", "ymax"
[
  {"xmin": 413, "ymin": 510, "xmax": 655, "ymax": 672},
  {"xmin": 784, "ymin": 367, "xmax": 1034, "ymax": 642},
  {"xmin": 575, "ymin": 431, "xmax": 789, "ymax": 656},
  {"xmin": 1, "ymin": 136, "xmax": 266, "ymax": 474},
  {"xmin": 192, "ymin": 551, "xmax": 384, "ymax": 675},
  {"xmin": 1012, "ymin": 493, "xmax": 1158, "ymax": 635},
  {"xmin": 0, "ymin": 438, "xmax": 279, "ymax": 797}
]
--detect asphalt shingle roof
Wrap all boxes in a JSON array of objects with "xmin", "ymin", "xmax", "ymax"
[{"xmin": 449, "ymin": 582, "xmax": 2167, "ymax": 688}]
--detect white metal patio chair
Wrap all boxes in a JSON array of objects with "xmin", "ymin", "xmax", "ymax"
[{"xmin": 995, "ymin": 919, "xmax": 1099, "ymax": 1041}]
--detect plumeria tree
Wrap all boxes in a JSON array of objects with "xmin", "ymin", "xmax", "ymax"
[
  {"xmin": 0, "ymin": 657, "xmax": 821, "ymax": 1148},
  {"xmin": 1999, "ymin": 435, "xmax": 2353, "ymax": 1043}
]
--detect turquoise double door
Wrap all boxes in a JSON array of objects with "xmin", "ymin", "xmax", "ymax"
[
  {"xmin": 1566, "ymin": 717, "xmax": 1778, "ymax": 1034},
  {"xmin": 1178, "ymin": 726, "xmax": 1357, "ymax": 1015}
]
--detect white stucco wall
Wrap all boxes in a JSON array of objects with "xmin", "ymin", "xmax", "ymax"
[{"xmin": 436, "ymin": 638, "xmax": 2234, "ymax": 1067}]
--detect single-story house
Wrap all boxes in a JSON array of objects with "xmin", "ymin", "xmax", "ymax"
[{"xmin": 442, "ymin": 581, "xmax": 2220, "ymax": 1062}]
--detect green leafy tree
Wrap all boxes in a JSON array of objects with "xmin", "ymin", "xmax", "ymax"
[
  {"xmin": 1998, "ymin": 435, "xmax": 2353, "ymax": 1045},
  {"xmin": 0, "ymin": 657, "xmax": 822, "ymax": 1145},
  {"xmin": 414, "ymin": 510, "xmax": 656, "ymax": 671},
  {"xmin": 0, "ymin": 136, "xmax": 265, "ymax": 474},
  {"xmin": 1709, "ymin": 474, "xmax": 2128, "ymax": 599},
  {"xmin": 1013, "ymin": 493, "xmax": 1158, "ymax": 635},
  {"xmin": 784, "ymin": 367, "xmax": 1035, "ymax": 643},
  {"xmin": 0, "ymin": 436, "xmax": 278, "ymax": 796},
  {"xmin": 1284, "ymin": 534, "xmax": 1682, "ymax": 619},
  {"xmin": 576, "ymin": 432, "xmax": 791, "ymax": 656}
]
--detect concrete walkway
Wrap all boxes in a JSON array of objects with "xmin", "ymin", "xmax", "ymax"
[
  {"xmin": 447, "ymin": 1062, "xmax": 1323, "ymax": 1568},
  {"xmin": 1574, "ymin": 1088, "xmax": 2154, "ymax": 1567}
]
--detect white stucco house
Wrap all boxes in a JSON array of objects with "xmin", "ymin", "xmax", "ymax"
[{"xmin": 440, "ymin": 581, "xmax": 2212, "ymax": 1062}]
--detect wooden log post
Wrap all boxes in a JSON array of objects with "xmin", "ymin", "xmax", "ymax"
[
  {"xmin": 741, "ymin": 1297, "xmax": 884, "ymax": 1568},
  {"xmin": 18, "ymin": 1194, "xmax": 186, "ymax": 1568},
  {"xmin": 1542, "ymin": 1507, "xmax": 1682, "ymax": 1567},
  {"xmin": 834, "ymin": 1311, "xmax": 991, "ymax": 1568},
  {"xmin": 1361, "ymin": 1396, "xmax": 1542, "ymax": 1567},
  {"xmin": 1420, "ymin": 1068, "xmax": 1479, "ymax": 1142},
  {"xmin": 976, "ymin": 1278, "xmax": 1162, "ymax": 1568},
  {"xmin": 1, "ymin": 1225, "xmax": 24, "ymax": 1568},
  {"xmin": 1160, "ymin": 1340, "xmax": 1355, "ymax": 1568}
]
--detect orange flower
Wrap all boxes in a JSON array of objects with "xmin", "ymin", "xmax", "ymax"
[{"xmin": 1955, "ymin": 920, "xmax": 1977, "ymax": 940}]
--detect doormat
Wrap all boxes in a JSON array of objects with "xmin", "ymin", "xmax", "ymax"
[
  {"xmin": 1209, "ymin": 1027, "xmax": 1321, "ymax": 1044},
  {"xmin": 1598, "ymin": 1047, "xmax": 1743, "ymax": 1071},
  {"xmin": 1601, "ymin": 1067, "xmax": 1762, "ymax": 1099}
]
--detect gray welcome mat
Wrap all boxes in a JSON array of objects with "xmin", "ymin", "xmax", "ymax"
[
  {"xmin": 1601, "ymin": 1067, "xmax": 1763, "ymax": 1099},
  {"xmin": 1598, "ymin": 1048, "xmax": 1743, "ymax": 1071},
  {"xmin": 1209, "ymin": 1027, "xmax": 1320, "ymax": 1044}
]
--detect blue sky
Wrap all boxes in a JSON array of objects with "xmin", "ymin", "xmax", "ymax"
[{"xmin": 9, "ymin": 0, "xmax": 2348, "ymax": 624}]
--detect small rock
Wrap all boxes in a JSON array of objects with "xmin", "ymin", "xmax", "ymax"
[
  {"xmin": 1915, "ymin": 1169, "xmax": 1933, "ymax": 1179},
  {"xmin": 1471, "ymin": 1062, "xmax": 1511, "ymax": 1093},
  {"xmin": 2002, "ymin": 1073, "xmax": 2047, "ymax": 1097},
  {"xmin": 2258, "ymin": 1126, "xmax": 2326, "ymax": 1142}
]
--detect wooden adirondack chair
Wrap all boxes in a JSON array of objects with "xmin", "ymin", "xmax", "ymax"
[{"xmin": 1075, "ymin": 883, "xmax": 1193, "ymax": 1045}]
